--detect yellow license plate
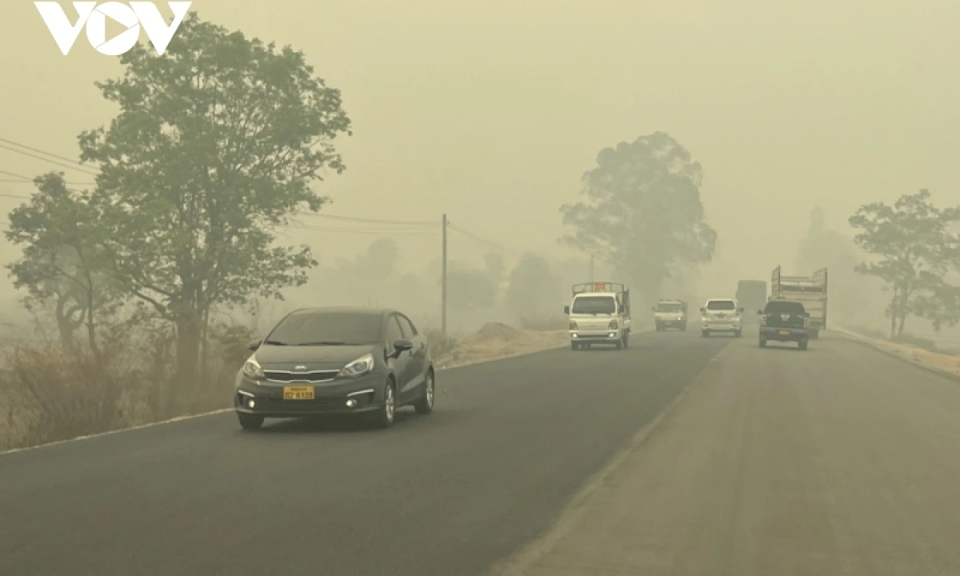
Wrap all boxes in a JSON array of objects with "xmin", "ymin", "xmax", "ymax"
[
  {"xmin": 779, "ymin": 330, "xmax": 790, "ymax": 336},
  {"xmin": 283, "ymin": 386, "xmax": 315, "ymax": 400}
]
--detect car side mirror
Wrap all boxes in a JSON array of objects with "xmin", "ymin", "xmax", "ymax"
[
  {"xmin": 563, "ymin": 305, "xmax": 570, "ymax": 315},
  {"xmin": 738, "ymin": 307, "xmax": 744, "ymax": 313},
  {"xmin": 700, "ymin": 307, "xmax": 706, "ymax": 313},
  {"xmin": 247, "ymin": 339, "xmax": 262, "ymax": 351},
  {"xmin": 391, "ymin": 339, "xmax": 413, "ymax": 358},
  {"xmin": 804, "ymin": 312, "xmax": 810, "ymax": 318},
  {"xmin": 757, "ymin": 309, "xmax": 764, "ymax": 315}
]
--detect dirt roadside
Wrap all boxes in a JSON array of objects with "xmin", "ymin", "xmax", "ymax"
[{"xmin": 434, "ymin": 322, "xmax": 569, "ymax": 369}]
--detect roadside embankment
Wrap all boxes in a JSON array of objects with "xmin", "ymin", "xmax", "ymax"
[
  {"xmin": 835, "ymin": 327, "xmax": 960, "ymax": 379},
  {"xmin": 434, "ymin": 322, "xmax": 568, "ymax": 369}
]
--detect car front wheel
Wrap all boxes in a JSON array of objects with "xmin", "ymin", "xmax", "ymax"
[
  {"xmin": 374, "ymin": 380, "xmax": 396, "ymax": 428},
  {"xmin": 415, "ymin": 371, "xmax": 435, "ymax": 415}
]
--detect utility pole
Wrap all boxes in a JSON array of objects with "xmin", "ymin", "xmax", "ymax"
[
  {"xmin": 441, "ymin": 213, "xmax": 448, "ymax": 338},
  {"xmin": 589, "ymin": 254, "xmax": 594, "ymax": 282}
]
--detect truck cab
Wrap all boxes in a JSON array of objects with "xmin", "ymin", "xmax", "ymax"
[
  {"xmin": 564, "ymin": 282, "xmax": 631, "ymax": 351},
  {"xmin": 653, "ymin": 299, "xmax": 687, "ymax": 332}
]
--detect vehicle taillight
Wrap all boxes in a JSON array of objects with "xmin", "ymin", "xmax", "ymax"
[
  {"xmin": 569, "ymin": 320, "xmax": 578, "ymax": 330},
  {"xmin": 608, "ymin": 319, "xmax": 618, "ymax": 329}
]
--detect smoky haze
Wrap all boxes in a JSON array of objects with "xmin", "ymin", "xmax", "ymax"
[{"xmin": 1, "ymin": 0, "xmax": 959, "ymax": 338}]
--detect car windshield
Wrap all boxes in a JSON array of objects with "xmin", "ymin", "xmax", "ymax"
[
  {"xmin": 656, "ymin": 303, "xmax": 682, "ymax": 312},
  {"xmin": 264, "ymin": 312, "xmax": 382, "ymax": 346},
  {"xmin": 572, "ymin": 296, "xmax": 616, "ymax": 314},
  {"xmin": 706, "ymin": 300, "xmax": 736, "ymax": 310},
  {"xmin": 765, "ymin": 301, "xmax": 806, "ymax": 315}
]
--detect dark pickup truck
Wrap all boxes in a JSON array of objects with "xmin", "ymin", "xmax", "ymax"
[{"xmin": 758, "ymin": 300, "xmax": 810, "ymax": 350}]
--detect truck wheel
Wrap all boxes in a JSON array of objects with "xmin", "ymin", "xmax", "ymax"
[
  {"xmin": 810, "ymin": 330, "xmax": 820, "ymax": 339},
  {"xmin": 681, "ymin": 323, "xmax": 687, "ymax": 332},
  {"xmin": 701, "ymin": 330, "xmax": 709, "ymax": 338},
  {"xmin": 571, "ymin": 341, "xmax": 579, "ymax": 351},
  {"xmin": 799, "ymin": 340, "xmax": 808, "ymax": 351},
  {"xmin": 622, "ymin": 332, "xmax": 629, "ymax": 349},
  {"xmin": 734, "ymin": 330, "xmax": 742, "ymax": 338},
  {"xmin": 759, "ymin": 337, "xmax": 767, "ymax": 348}
]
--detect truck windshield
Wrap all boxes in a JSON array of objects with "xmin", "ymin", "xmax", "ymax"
[
  {"xmin": 706, "ymin": 300, "xmax": 736, "ymax": 310},
  {"xmin": 572, "ymin": 296, "xmax": 616, "ymax": 314},
  {"xmin": 656, "ymin": 303, "xmax": 682, "ymax": 312}
]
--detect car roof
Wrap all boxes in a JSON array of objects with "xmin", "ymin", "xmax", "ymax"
[
  {"xmin": 705, "ymin": 298, "xmax": 736, "ymax": 302},
  {"xmin": 575, "ymin": 292, "xmax": 618, "ymax": 297},
  {"xmin": 766, "ymin": 300, "xmax": 805, "ymax": 306}
]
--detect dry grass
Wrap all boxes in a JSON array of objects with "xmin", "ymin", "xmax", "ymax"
[
  {"xmin": 434, "ymin": 322, "xmax": 567, "ymax": 368},
  {"xmin": 0, "ymin": 322, "xmax": 252, "ymax": 452}
]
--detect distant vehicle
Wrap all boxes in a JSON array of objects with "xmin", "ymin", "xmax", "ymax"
[
  {"xmin": 653, "ymin": 299, "xmax": 688, "ymax": 331},
  {"xmin": 700, "ymin": 298, "xmax": 743, "ymax": 337},
  {"xmin": 735, "ymin": 280, "xmax": 767, "ymax": 323},
  {"xmin": 771, "ymin": 266, "xmax": 827, "ymax": 338},
  {"xmin": 234, "ymin": 307, "xmax": 435, "ymax": 430},
  {"xmin": 564, "ymin": 282, "xmax": 632, "ymax": 350},
  {"xmin": 758, "ymin": 299, "xmax": 810, "ymax": 350}
]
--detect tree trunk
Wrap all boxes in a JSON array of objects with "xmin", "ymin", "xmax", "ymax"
[
  {"xmin": 55, "ymin": 299, "xmax": 78, "ymax": 356},
  {"xmin": 175, "ymin": 310, "xmax": 202, "ymax": 385},
  {"xmin": 889, "ymin": 289, "xmax": 898, "ymax": 339}
]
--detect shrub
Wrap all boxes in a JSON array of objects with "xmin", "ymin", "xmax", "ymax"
[
  {"xmin": 518, "ymin": 315, "xmax": 567, "ymax": 331},
  {"xmin": 423, "ymin": 327, "xmax": 458, "ymax": 359}
]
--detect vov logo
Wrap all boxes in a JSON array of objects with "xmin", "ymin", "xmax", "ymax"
[{"xmin": 35, "ymin": 2, "xmax": 192, "ymax": 56}]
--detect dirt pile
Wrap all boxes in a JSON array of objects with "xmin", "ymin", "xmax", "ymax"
[{"xmin": 436, "ymin": 322, "xmax": 567, "ymax": 368}]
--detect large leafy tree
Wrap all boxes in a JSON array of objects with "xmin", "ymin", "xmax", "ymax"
[
  {"xmin": 5, "ymin": 173, "xmax": 118, "ymax": 364},
  {"xmin": 504, "ymin": 253, "xmax": 560, "ymax": 320},
  {"xmin": 560, "ymin": 132, "xmax": 717, "ymax": 302},
  {"xmin": 77, "ymin": 14, "xmax": 351, "ymax": 380},
  {"xmin": 849, "ymin": 190, "xmax": 960, "ymax": 337}
]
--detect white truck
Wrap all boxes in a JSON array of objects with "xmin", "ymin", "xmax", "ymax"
[
  {"xmin": 652, "ymin": 299, "xmax": 688, "ymax": 331},
  {"xmin": 770, "ymin": 266, "xmax": 828, "ymax": 338},
  {"xmin": 564, "ymin": 282, "xmax": 632, "ymax": 351}
]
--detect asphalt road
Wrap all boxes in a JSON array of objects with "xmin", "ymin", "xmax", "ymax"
[{"xmin": 3, "ymin": 327, "xmax": 960, "ymax": 575}]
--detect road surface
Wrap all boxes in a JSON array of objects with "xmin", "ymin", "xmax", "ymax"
[{"xmin": 3, "ymin": 328, "xmax": 960, "ymax": 575}]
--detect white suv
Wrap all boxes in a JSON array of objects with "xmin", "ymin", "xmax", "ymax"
[{"xmin": 700, "ymin": 298, "xmax": 743, "ymax": 337}]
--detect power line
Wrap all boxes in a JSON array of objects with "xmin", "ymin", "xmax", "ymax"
[
  {"xmin": 0, "ymin": 179, "xmax": 96, "ymax": 185},
  {"xmin": 447, "ymin": 222, "xmax": 518, "ymax": 253},
  {"xmin": 0, "ymin": 137, "xmax": 97, "ymax": 171},
  {"xmin": 0, "ymin": 143, "xmax": 101, "ymax": 176},
  {"xmin": 287, "ymin": 222, "xmax": 438, "ymax": 235},
  {"xmin": 295, "ymin": 211, "xmax": 436, "ymax": 226}
]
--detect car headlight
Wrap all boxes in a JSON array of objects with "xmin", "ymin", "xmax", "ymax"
[
  {"xmin": 242, "ymin": 355, "xmax": 264, "ymax": 381},
  {"xmin": 339, "ymin": 353, "xmax": 374, "ymax": 377},
  {"xmin": 608, "ymin": 319, "xmax": 618, "ymax": 329}
]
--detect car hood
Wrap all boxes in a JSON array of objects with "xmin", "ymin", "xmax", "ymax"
[{"xmin": 254, "ymin": 343, "xmax": 379, "ymax": 370}]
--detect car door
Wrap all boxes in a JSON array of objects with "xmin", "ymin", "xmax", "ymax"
[
  {"xmin": 385, "ymin": 314, "xmax": 412, "ymax": 396},
  {"xmin": 397, "ymin": 314, "xmax": 426, "ymax": 398}
]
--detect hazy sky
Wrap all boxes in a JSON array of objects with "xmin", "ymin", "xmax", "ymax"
[{"xmin": 2, "ymin": 0, "xmax": 959, "ymax": 294}]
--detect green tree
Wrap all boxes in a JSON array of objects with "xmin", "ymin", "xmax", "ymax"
[
  {"xmin": 849, "ymin": 190, "xmax": 960, "ymax": 337},
  {"xmin": 447, "ymin": 267, "xmax": 496, "ymax": 315},
  {"xmin": 5, "ymin": 173, "xmax": 118, "ymax": 364},
  {"xmin": 504, "ymin": 253, "xmax": 560, "ymax": 320},
  {"xmin": 77, "ymin": 14, "xmax": 351, "ymax": 380},
  {"xmin": 560, "ymin": 132, "xmax": 717, "ymax": 302}
]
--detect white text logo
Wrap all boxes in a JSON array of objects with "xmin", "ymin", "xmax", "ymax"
[{"xmin": 35, "ymin": 2, "xmax": 191, "ymax": 56}]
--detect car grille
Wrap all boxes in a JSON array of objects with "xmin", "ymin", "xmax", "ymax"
[
  {"xmin": 264, "ymin": 370, "xmax": 339, "ymax": 382},
  {"xmin": 257, "ymin": 397, "xmax": 348, "ymax": 412}
]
